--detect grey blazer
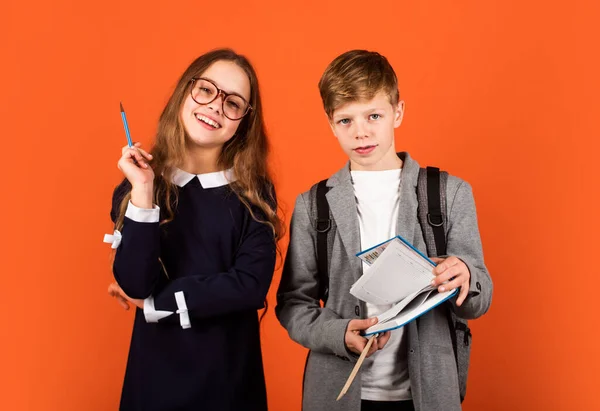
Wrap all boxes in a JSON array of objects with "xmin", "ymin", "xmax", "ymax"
[{"xmin": 276, "ymin": 152, "xmax": 493, "ymax": 411}]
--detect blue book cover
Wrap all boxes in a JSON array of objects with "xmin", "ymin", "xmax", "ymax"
[{"xmin": 351, "ymin": 235, "xmax": 457, "ymax": 336}]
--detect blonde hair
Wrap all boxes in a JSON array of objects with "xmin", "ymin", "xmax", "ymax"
[{"xmin": 318, "ymin": 50, "xmax": 399, "ymax": 118}]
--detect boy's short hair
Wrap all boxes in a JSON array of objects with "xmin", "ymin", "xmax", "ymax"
[{"xmin": 318, "ymin": 50, "xmax": 400, "ymax": 118}]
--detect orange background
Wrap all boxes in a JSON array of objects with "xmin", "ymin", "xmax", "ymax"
[{"xmin": 2, "ymin": 0, "xmax": 598, "ymax": 410}]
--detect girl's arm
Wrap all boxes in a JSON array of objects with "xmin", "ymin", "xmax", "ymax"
[
  {"xmin": 143, "ymin": 207, "xmax": 277, "ymax": 325},
  {"xmin": 110, "ymin": 179, "xmax": 163, "ymax": 300},
  {"xmin": 165, "ymin": 221, "xmax": 274, "ymax": 316}
]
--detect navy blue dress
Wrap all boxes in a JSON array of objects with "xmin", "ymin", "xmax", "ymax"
[{"xmin": 111, "ymin": 176, "xmax": 276, "ymax": 411}]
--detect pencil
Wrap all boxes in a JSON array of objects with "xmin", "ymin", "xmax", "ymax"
[
  {"xmin": 120, "ymin": 102, "xmax": 133, "ymax": 147},
  {"xmin": 336, "ymin": 334, "xmax": 378, "ymax": 401}
]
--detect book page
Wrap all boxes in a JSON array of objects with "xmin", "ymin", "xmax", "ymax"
[
  {"xmin": 364, "ymin": 288, "xmax": 457, "ymax": 335},
  {"xmin": 356, "ymin": 237, "xmax": 395, "ymax": 266},
  {"xmin": 350, "ymin": 238, "xmax": 435, "ymax": 305},
  {"xmin": 376, "ymin": 286, "xmax": 435, "ymax": 324}
]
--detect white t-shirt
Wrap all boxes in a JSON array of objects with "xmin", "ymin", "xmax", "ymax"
[{"xmin": 352, "ymin": 168, "xmax": 411, "ymax": 401}]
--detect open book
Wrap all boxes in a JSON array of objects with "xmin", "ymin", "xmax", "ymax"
[{"xmin": 350, "ymin": 236, "xmax": 457, "ymax": 336}]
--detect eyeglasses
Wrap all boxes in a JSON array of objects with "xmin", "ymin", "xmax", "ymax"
[{"xmin": 189, "ymin": 77, "xmax": 252, "ymax": 121}]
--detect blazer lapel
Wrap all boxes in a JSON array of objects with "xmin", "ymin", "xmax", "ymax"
[
  {"xmin": 326, "ymin": 164, "xmax": 363, "ymax": 282},
  {"xmin": 324, "ymin": 153, "xmax": 422, "ymax": 283},
  {"xmin": 396, "ymin": 152, "xmax": 420, "ymax": 243}
]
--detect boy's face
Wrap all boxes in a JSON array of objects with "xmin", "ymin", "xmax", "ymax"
[{"xmin": 329, "ymin": 91, "xmax": 404, "ymax": 171}]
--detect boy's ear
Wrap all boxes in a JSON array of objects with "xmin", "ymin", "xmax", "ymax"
[
  {"xmin": 394, "ymin": 100, "xmax": 405, "ymax": 128},
  {"xmin": 327, "ymin": 114, "xmax": 338, "ymax": 137}
]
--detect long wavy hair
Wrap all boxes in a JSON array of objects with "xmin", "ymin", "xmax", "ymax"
[
  {"xmin": 114, "ymin": 48, "xmax": 282, "ymax": 239},
  {"xmin": 113, "ymin": 49, "xmax": 283, "ymax": 319}
]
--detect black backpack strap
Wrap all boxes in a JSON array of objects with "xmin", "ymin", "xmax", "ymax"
[
  {"xmin": 417, "ymin": 166, "xmax": 470, "ymax": 402},
  {"xmin": 426, "ymin": 166, "xmax": 447, "ymax": 256},
  {"xmin": 315, "ymin": 179, "xmax": 331, "ymax": 303}
]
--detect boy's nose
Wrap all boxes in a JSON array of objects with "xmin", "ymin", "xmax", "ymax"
[{"xmin": 354, "ymin": 124, "xmax": 368, "ymax": 139}]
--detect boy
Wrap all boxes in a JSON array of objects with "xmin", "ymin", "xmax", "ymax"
[{"xmin": 276, "ymin": 50, "xmax": 493, "ymax": 411}]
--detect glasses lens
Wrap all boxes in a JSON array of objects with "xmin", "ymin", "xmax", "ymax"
[
  {"xmin": 223, "ymin": 95, "xmax": 248, "ymax": 120},
  {"xmin": 191, "ymin": 78, "xmax": 249, "ymax": 120},
  {"xmin": 191, "ymin": 79, "xmax": 218, "ymax": 104}
]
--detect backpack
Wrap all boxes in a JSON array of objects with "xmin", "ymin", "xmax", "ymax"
[{"xmin": 310, "ymin": 166, "xmax": 471, "ymax": 402}]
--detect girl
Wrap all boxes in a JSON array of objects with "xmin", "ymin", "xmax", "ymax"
[{"xmin": 104, "ymin": 48, "xmax": 282, "ymax": 411}]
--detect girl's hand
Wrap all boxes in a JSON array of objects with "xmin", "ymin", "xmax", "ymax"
[
  {"xmin": 431, "ymin": 256, "xmax": 471, "ymax": 306},
  {"xmin": 108, "ymin": 282, "xmax": 144, "ymax": 310},
  {"xmin": 117, "ymin": 142, "xmax": 154, "ymax": 187},
  {"xmin": 117, "ymin": 143, "xmax": 154, "ymax": 208}
]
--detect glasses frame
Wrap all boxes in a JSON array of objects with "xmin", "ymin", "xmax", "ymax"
[{"xmin": 189, "ymin": 77, "xmax": 252, "ymax": 121}]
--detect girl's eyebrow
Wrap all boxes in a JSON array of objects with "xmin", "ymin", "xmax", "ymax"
[{"xmin": 202, "ymin": 76, "xmax": 249, "ymax": 101}]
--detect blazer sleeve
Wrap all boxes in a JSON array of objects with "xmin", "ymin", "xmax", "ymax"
[
  {"xmin": 275, "ymin": 194, "xmax": 352, "ymax": 359},
  {"xmin": 445, "ymin": 180, "xmax": 493, "ymax": 319}
]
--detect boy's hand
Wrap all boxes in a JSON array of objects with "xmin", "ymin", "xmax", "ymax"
[
  {"xmin": 108, "ymin": 282, "xmax": 144, "ymax": 310},
  {"xmin": 345, "ymin": 318, "xmax": 391, "ymax": 358},
  {"xmin": 431, "ymin": 256, "xmax": 471, "ymax": 306}
]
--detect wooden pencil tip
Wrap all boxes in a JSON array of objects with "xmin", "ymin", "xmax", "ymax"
[{"xmin": 120, "ymin": 102, "xmax": 124, "ymax": 112}]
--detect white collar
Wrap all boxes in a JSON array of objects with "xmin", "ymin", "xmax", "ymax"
[{"xmin": 171, "ymin": 168, "xmax": 235, "ymax": 188}]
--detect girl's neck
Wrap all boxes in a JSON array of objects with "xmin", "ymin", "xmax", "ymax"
[{"xmin": 182, "ymin": 145, "xmax": 223, "ymax": 175}]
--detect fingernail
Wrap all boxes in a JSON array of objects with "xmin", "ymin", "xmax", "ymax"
[
  {"xmin": 371, "ymin": 318, "xmax": 376, "ymax": 324},
  {"xmin": 439, "ymin": 286, "xmax": 445, "ymax": 292},
  {"xmin": 431, "ymin": 280, "xmax": 435, "ymax": 286}
]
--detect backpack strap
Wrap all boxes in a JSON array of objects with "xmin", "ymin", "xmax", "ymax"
[
  {"xmin": 417, "ymin": 166, "xmax": 470, "ymax": 402},
  {"xmin": 426, "ymin": 166, "xmax": 447, "ymax": 256},
  {"xmin": 315, "ymin": 179, "xmax": 331, "ymax": 303},
  {"xmin": 417, "ymin": 166, "xmax": 448, "ymax": 257}
]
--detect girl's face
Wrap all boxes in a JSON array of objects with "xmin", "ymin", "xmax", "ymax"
[{"xmin": 180, "ymin": 60, "xmax": 251, "ymax": 151}]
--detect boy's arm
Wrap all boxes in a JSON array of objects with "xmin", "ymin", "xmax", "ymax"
[
  {"xmin": 445, "ymin": 180, "xmax": 493, "ymax": 319},
  {"xmin": 275, "ymin": 194, "xmax": 352, "ymax": 359}
]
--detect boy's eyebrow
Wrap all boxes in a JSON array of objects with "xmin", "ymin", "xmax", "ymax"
[
  {"xmin": 332, "ymin": 112, "xmax": 351, "ymax": 120},
  {"xmin": 333, "ymin": 107, "xmax": 387, "ymax": 120}
]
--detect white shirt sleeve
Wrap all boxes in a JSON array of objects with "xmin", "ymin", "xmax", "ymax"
[
  {"xmin": 174, "ymin": 291, "xmax": 191, "ymax": 329},
  {"xmin": 143, "ymin": 296, "xmax": 174, "ymax": 323},
  {"xmin": 125, "ymin": 201, "xmax": 160, "ymax": 223}
]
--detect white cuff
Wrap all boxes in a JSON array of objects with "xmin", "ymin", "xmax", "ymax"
[
  {"xmin": 143, "ymin": 296, "xmax": 174, "ymax": 323},
  {"xmin": 103, "ymin": 230, "xmax": 122, "ymax": 249},
  {"xmin": 125, "ymin": 201, "xmax": 160, "ymax": 223},
  {"xmin": 174, "ymin": 291, "xmax": 191, "ymax": 329}
]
